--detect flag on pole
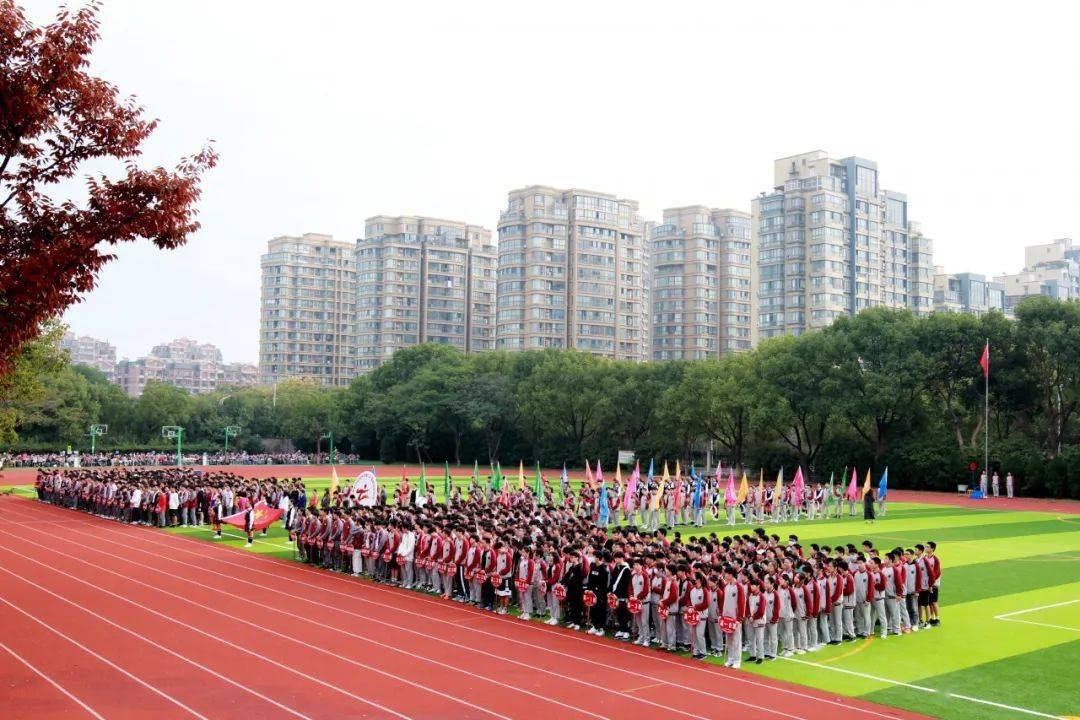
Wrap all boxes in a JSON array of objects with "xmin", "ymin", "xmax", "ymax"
[
  {"xmin": 723, "ymin": 468, "xmax": 736, "ymax": 506},
  {"xmin": 825, "ymin": 471, "xmax": 836, "ymax": 506},
  {"xmin": 624, "ymin": 461, "xmax": 639, "ymax": 512},
  {"xmin": 585, "ymin": 459, "xmax": 595, "ymax": 490},
  {"xmin": 878, "ymin": 467, "xmax": 889, "ymax": 499},
  {"xmin": 691, "ymin": 464, "xmax": 703, "ymax": 509},
  {"xmin": 534, "ymin": 461, "xmax": 543, "ymax": 497},
  {"xmin": 980, "ymin": 341, "xmax": 990, "ymax": 378},
  {"xmin": 559, "ymin": 463, "xmax": 569, "ymax": 503},
  {"xmin": 792, "ymin": 466, "xmax": 805, "ymax": 505},
  {"xmin": 757, "ymin": 467, "xmax": 764, "ymax": 496},
  {"xmin": 443, "ymin": 461, "xmax": 451, "ymax": 498},
  {"xmin": 494, "ymin": 462, "xmax": 503, "ymax": 491},
  {"xmin": 674, "ymin": 460, "xmax": 684, "ymax": 510},
  {"xmin": 862, "ymin": 467, "xmax": 873, "ymax": 496},
  {"xmin": 846, "ymin": 467, "xmax": 859, "ymax": 500},
  {"xmin": 599, "ymin": 472, "xmax": 610, "ymax": 524},
  {"xmin": 518, "ymin": 460, "xmax": 526, "ymax": 491},
  {"xmin": 417, "ymin": 463, "xmax": 427, "ymax": 502},
  {"xmin": 615, "ymin": 463, "xmax": 623, "ymax": 501},
  {"xmin": 651, "ymin": 461, "xmax": 669, "ymax": 510},
  {"xmin": 774, "ymin": 467, "xmax": 784, "ymax": 495},
  {"xmin": 472, "ymin": 460, "xmax": 479, "ymax": 486},
  {"xmin": 737, "ymin": 471, "xmax": 750, "ymax": 503},
  {"xmin": 330, "ymin": 466, "xmax": 340, "ymax": 495}
]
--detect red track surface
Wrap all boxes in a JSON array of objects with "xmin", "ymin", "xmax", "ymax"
[
  {"xmin": 0, "ymin": 495, "xmax": 929, "ymax": 720},
  {"xmin": 4, "ymin": 464, "xmax": 1077, "ymax": 514}
]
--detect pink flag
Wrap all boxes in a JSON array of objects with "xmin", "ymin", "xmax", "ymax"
[
  {"xmin": 585, "ymin": 459, "xmax": 595, "ymax": 490},
  {"xmin": 595, "ymin": 461, "xmax": 604, "ymax": 487},
  {"xmin": 845, "ymin": 467, "xmax": 859, "ymax": 500},
  {"xmin": 623, "ymin": 461, "xmax": 640, "ymax": 512},
  {"xmin": 725, "ymin": 468, "xmax": 738, "ymax": 506},
  {"xmin": 792, "ymin": 466, "xmax": 805, "ymax": 504}
]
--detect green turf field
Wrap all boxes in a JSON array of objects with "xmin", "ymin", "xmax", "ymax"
[{"xmin": 11, "ymin": 477, "xmax": 1077, "ymax": 720}]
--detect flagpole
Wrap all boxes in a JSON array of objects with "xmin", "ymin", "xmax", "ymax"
[{"xmin": 984, "ymin": 337, "xmax": 989, "ymax": 480}]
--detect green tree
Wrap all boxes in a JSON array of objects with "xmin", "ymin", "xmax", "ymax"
[
  {"xmin": 1014, "ymin": 297, "xmax": 1080, "ymax": 456},
  {"xmin": 132, "ymin": 381, "xmax": 193, "ymax": 439},
  {"xmin": 0, "ymin": 321, "xmax": 68, "ymax": 444}
]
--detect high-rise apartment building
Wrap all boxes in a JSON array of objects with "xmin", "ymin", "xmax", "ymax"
[
  {"xmin": 114, "ymin": 338, "xmax": 256, "ymax": 397},
  {"xmin": 649, "ymin": 206, "xmax": 755, "ymax": 360},
  {"xmin": 59, "ymin": 332, "xmax": 116, "ymax": 380},
  {"xmin": 933, "ymin": 269, "xmax": 1006, "ymax": 316},
  {"xmin": 754, "ymin": 151, "xmax": 934, "ymax": 339},
  {"xmin": 356, "ymin": 216, "xmax": 496, "ymax": 371},
  {"xmin": 259, "ymin": 233, "xmax": 356, "ymax": 386},
  {"xmin": 995, "ymin": 238, "xmax": 1079, "ymax": 314},
  {"xmin": 496, "ymin": 186, "xmax": 648, "ymax": 360}
]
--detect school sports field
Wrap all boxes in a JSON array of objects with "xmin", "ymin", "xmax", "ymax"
[{"xmin": 1, "ymin": 467, "xmax": 1077, "ymax": 720}]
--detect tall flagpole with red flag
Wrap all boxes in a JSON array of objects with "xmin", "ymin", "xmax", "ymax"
[{"xmin": 980, "ymin": 339, "xmax": 990, "ymax": 477}]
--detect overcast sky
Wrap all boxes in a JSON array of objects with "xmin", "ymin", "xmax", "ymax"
[{"xmin": 30, "ymin": 0, "xmax": 1078, "ymax": 363}]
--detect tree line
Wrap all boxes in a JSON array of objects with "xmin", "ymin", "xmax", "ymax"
[{"xmin": 3, "ymin": 297, "xmax": 1079, "ymax": 498}]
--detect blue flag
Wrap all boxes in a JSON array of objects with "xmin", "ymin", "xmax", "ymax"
[
  {"xmin": 598, "ymin": 478, "xmax": 610, "ymax": 524},
  {"xmin": 878, "ymin": 467, "xmax": 888, "ymax": 498},
  {"xmin": 691, "ymin": 463, "xmax": 703, "ymax": 509}
]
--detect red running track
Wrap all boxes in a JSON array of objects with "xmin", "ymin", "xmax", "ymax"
[{"xmin": 0, "ymin": 495, "xmax": 928, "ymax": 720}]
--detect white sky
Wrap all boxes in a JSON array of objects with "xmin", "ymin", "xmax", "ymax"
[{"xmin": 29, "ymin": 0, "xmax": 1078, "ymax": 363}]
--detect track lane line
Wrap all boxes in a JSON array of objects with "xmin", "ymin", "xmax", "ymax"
[
  {"xmin": 0, "ymin": 594, "xmax": 211, "ymax": 719},
  {"xmin": 0, "ymin": 640, "xmax": 107, "ymax": 720},
  {"xmin": 5, "ymin": 502, "xmax": 812, "ymax": 720},
  {"xmin": 0, "ymin": 527, "xmax": 550, "ymax": 720}
]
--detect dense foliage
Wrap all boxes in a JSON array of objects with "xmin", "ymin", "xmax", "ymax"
[
  {"xmin": 5, "ymin": 298, "xmax": 1080, "ymax": 497},
  {"xmin": 0, "ymin": 1, "xmax": 215, "ymax": 373}
]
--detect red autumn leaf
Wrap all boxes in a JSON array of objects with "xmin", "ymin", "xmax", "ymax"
[{"xmin": 0, "ymin": 0, "xmax": 217, "ymax": 373}]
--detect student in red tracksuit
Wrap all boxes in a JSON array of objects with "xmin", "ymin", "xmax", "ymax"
[
  {"xmin": 719, "ymin": 567, "xmax": 747, "ymax": 669},
  {"xmin": 925, "ymin": 541, "xmax": 942, "ymax": 626}
]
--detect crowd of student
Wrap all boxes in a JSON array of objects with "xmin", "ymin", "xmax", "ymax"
[
  {"xmin": 33, "ymin": 466, "xmax": 943, "ymax": 668},
  {"xmin": 3, "ymin": 450, "xmax": 362, "ymax": 468}
]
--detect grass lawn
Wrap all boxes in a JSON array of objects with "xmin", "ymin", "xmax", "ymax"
[{"xmin": 10, "ymin": 476, "xmax": 1078, "ymax": 720}]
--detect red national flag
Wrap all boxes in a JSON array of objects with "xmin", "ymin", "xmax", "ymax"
[
  {"xmin": 979, "ymin": 342, "xmax": 990, "ymax": 378},
  {"xmin": 221, "ymin": 501, "xmax": 282, "ymax": 532}
]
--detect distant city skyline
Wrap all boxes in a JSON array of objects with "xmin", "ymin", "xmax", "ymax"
[{"xmin": 46, "ymin": 0, "xmax": 1078, "ymax": 361}]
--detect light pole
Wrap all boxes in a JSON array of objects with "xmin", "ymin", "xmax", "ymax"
[
  {"xmin": 89, "ymin": 424, "xmax": 108, "ymax": 454},
  {"xmin": 223, "ymin": 425, "xmax": 241, "ymax": 455},
  {"xmin": 161, "ymin": 426, "xmax": 184, "ymax": 467},
  {"xmin": 321, "ymin": 431, "xmax": 335, "ymax": 464}
]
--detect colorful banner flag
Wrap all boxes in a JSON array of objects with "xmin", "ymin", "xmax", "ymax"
[
  {"xmin": 518, "ymin": 460, "xmax": 526, "ymax": 491},
  {"xmin": 651, "ymin": 461, "xmax": 669, "ymax": 510},
  {"xmin": 444, "ymin": 461, "xmax": 452, "ymax": 498},
  {"xmin": 417, "ymin": 463, "xmax": 427, "ymax": 501},
  {"xmin": 878, "ymin": 467, "xmax": 889, "ymax": 498},
  {"xmin": 598, "ymin": 473, "xmax": 610, "ymax": 524},
  {"xmin": 585, "ymin": 459, "xmax": 595, "ymax": 490},
  {"xmin": 980, "ymin": 341, "xmax": 990, "ymax": 378},
  {"xmin": 846, "ymin": 467, "xmax": 859, "ymax": 500},
  {"xmin": 329, "ymin": 466, "xmax": 340, "ymax": 495},
  {"xmin": 792, "ymin": 466, "xmax": 805, "ymax": 505},
  {"xmin": 825, "ymin": 471, "xmax": 835, "ymax": 506},
  {"xmin": 615, "ymin": 462, "xmax": 623, "ymax": 501},
  {"xmin": 774, "ymin": 467, "xmax": 784, "ymax": 495},
  {"xmin": 691, "ymin": 464, "xmax": 703, "ymax": 509},
  {"xmin": 862, "ymin": 467, "xmax": 873, "ymax": 496},
  {"xmin": 725, "ymin": 468, "xmax": 737, "ymax": 506},
  {"xmin": 222, "ymin": 501, "xmax": 282, "ymax": 532},
  {"xmin": 673, "ymin": 460, "xmax": 683, "ymax": 510},
  {"xmin": 534, "ymin": 461, "xmax": 543, "ymax": 497},
  {"xmin": 737, "ymin": 471, "xmax": 750, "ymax": 503},
  {"xmin": 560, "ymin": 463, "xmax": 569, "ymax": 503},
  {"xmin": 624, "ymin": 461, "xmax": 640, "ymax": 512}
]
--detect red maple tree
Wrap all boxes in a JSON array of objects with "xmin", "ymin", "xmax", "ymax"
[{"xmin": 0, "ymin": 0, "xmax": 216, "ymax": 372}]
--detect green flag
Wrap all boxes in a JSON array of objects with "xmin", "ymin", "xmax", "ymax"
[
  {"xmin": 417, "ymin": 463, "xmax": 427, "ymax": 501},
  {"xmin": 493, "ymin": 462, "xmax": 502, "ymax": 491},
  {"xmin": 444, "ymin": 461, "xmax": 451, "ymax": 498},
  {"xmin": 825, "ymin": 471, "xmax": 835, "ymax": 506},
  {"xmin": 534, "ymin": 461, "xmax": 543, "ymax": 497}
]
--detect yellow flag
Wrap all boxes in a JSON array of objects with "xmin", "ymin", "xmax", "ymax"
[
  {"xmin": 862, "ymin": 467, "xmax": 872, "ymax": 496},
  {"xmin": 519, "ymin": 460, "xmax": 526, "ymax": 490},
  {"xmin": 737, "ymin": 472, "xmax": 750, "ymax": 503},
  {"xmin": 615, "ymin": 463, "xmax": 623, "ymax": 496},
  {"xmin": 330, "ymin": 466, "xmax": 340, "ymax": 494},
  {"xmin": 774, "ymin": 467, "xmax": 784, "ymax": 494},
  {"xmin": 675, "ymin": 460, "xmax": 681, "ymax": 482},
  {"xmin": 651, "ymin": 461, "xmax": 669, "ymax": 510}
]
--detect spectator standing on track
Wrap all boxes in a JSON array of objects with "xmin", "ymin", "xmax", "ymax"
[
  {"xmin": 1006, "ymin": 472, "xmax": 1015, "ymax": 498},
  {"xmin": 992, "ymin": 471, "xmax": 1000, "ymax": 497}
]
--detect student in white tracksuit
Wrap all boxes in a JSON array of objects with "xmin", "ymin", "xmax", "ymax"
[
  {"xmin": 777, "ymin": 578, "xmax": 795, "ymax": 656},
  {"xmin": 762, "ymin": 580, "xmax": 779, "ymax": 659},
  {"xmin": 719, "ymin": 573, "xmax": 745, "ymax": 669},
  {"xmin": 748, "ymin": 586, "xmax": 766, "ymax": 662}
]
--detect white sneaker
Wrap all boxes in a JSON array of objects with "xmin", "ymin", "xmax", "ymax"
[
  {"xmin": 781, "ymin": 650, "xmax": 793, "ymax": 657},
  {"xmin": 723, "ymin": 659, "xmax": 733, "ymax": 667},
  {"xmin": 546, "ymin": 618, "xmax": 558, "ymax": 625},
  {"xmin": 731, "ymin": 662, "xmax": 741, "ymax": 670},
  {"xmin": 520, "ymin": 614, "xmax": 530, "ymax": 621},
  {"xmin": 795, "ymin": 649, "xmax": 806, "ymax": 655},
  {"xmin": 245, "ymin": 542, "xmax": 252, "ymax": 547}
]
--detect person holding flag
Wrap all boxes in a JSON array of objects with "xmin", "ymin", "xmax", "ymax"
[
  {"xmin": 753, "ymin": 469, "xmax": 766, "ymax": 523},
  {"xmin": 771, "ymin": 468, "xmax": 784, "ymax": 523},
  {"xmin": 845, "ymin": 467, "xmax": 859, "ymax": 517},
  {"xmin": 791, "ymin": 466, "xmax": 805, "ymax": 522},
  {"xmin": 597, "ymin": 466, "xmax": 610, "ymax": 527},
  {"xmin": 690, "ymin": 464, "xmax": 705, "ymax": 527},
  {"xmin": 724, "ymin": 467, "xmax": 738, "ymax": 525},
  {"xmin": 862, "ymin": 467, "xmax": 876, "ymax": 523},
  {"xmin": 645, "ymin": 459, "xmax": 659, "ymax": 530}
]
